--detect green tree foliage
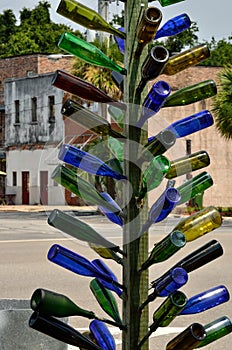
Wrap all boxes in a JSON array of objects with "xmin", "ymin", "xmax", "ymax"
[
  {"xmin": 200, "ymin": 37, "xmax": 232, "ymax": 67},
  {"xmin": 212, "ymin": 66, "xmax": 232, "ymax": 139},
  {"xmin": 158, "ymin": 21, "xmax": 199, "ymax": 54},
  {"xmin": 0, "ymin": 1, "xmax": 83, "ymax": 58}
]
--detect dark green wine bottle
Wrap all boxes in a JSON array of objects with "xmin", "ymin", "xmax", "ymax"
[
  {"xmin": 173, "ymin": 206, "xmax": 222, "ymax": 242},
  {"xmin": 58, "ymin": 32, "xmax": 126, "ymax": 75},
  {"xmin": 196, "ymin": 316, "xmax": 232, "ymax": 348},
  {"xmin": 176, "ymin": 171, "xmax": 213, "ymax": 205},
  {"xmin": 61, "ymin": 99, "xmax": 124, "ymax": 139},
  {"xmin": 140, "ymin": 230, "xmax": 186, "ymax": 270},
  {"xmin": 163, "ymin": 80, "xmax": 217, "ymax": 107},
  {"xmin": 31, "ymin": 288, "xmax": 95, "ymax": 319},
  {"xmin": 165, "ymin": 150, "xmax": 210, "ymax": 179},
  {"xmin": 166, "ymin": 323, "xmax": 206, "ymax": 350},
  {"xmin": 57, "ymin": 0, "xmax": 126, "ymax": 39}
]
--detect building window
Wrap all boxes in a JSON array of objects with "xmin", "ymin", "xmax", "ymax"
[
  {"xmin": 15, "ymin": 100, "xmax": 20, "ymax": 124},
  {"xmin": 12, "ymin": 171, "xmax": 17, "ymax": 186},
  {"xmin": 48, "ymin": 96, "xmax": 55, "ymax": 121},
  {"xmin": 31, "ymin": 97, "xmax": 37, "ymax": 122}
]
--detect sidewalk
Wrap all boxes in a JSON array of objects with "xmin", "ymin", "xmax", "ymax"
[{"xmin": 0, "ymin": 204, "xmax": 99, "ymax": 216}]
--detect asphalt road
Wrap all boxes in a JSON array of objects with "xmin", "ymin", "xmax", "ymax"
[{"xmin": 0, "ymin": 211, "xmax": 232, "ymax": 349}]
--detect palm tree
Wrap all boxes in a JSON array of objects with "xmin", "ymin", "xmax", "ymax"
[
  {"xmin": 72, "ymin": 38, "xmax": 124, "ymax": 101},
  {"xmin": 212, "ymin": 66, "xmax": 232, "ymax": 139}
]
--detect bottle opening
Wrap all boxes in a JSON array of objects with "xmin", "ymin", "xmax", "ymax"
[
  {"xmin": 146, "ymin": 7, "xmax": 162, "ymax": 23},
  {"xmin": 190, "ymin": 323, "xmax": 206, "ymax": 340},
  {"xmin": 152, "ymin": 46, "xmax": 169, "ymax": 62},
  {"xmin": 171, "ymin": 290, "xmax": 187, "ymax": 307}
]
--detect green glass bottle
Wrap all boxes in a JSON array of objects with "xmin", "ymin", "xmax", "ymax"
[
  {"xmin": 135, "ymin": 7, "xmax": 162, "ymax": 56},
  {"xmin": 88, "ymin": 242, "xmax": 123, "ymax": 265},
  {"xmin": 144, "ymin": 130, "xmax": 176, "ymax": 159},
  {"xmin": 58, "ymin": 32, "xmax": 126, "ymax": 75},
  {"xmin": 138, "ymin": 155, "xmax": 171, "ymax": 200},
  {"xmin": 108, "ymin": 136, "xmax": 124, "ymax": 162},
  {"xmin": 173, "ymin": 206, "xmax": 222, "ymax": 242},
  {"xmin": 90, "ymin": 279, "xmax": 122, "ymax": 324},
  {"xmin": 61, "ymin": 99, "xmax": 124, "ymax": 139},
  {"xmin": 47, "ymin": 209, "xmax": 120, "ymax": 253},
  {"xmin": 140, "ymin": 230, "xmax": 186, "ymax": 271},
  {"xmin": 31, "ymin": 288, "xmax": 96, "ymax": 319},
  {"xmin": 165, "ymin": 150, "xmax": 210, "ymax": 179},
  {"xmin": 108, "ymin": 105, "xmax": 125, "ymax": 129},
  {"xmin": 176, "ymin": 171, "xmax": 213, "ymax": 205},
  {"xmin": 196, "ymin": 316, "xmax": 232, "ymax": 348},
  {"xmin": 155, "ymin": 0, "xmax": 185, "ymax": 6},
  {"xmin": 163, "ymin": 80, "xmax": 217, "ymax": 107},
  {"xmin": 138, "ymin": 291, "xmax": 187, "ymax": 348},
  {"xmin": 51, "ymin": 164, "xmax": 123, "ymax": 215},
  {"xmin": 162, "ymin": 44, "xmax": 210, "ymax": 76},
  {"xmin": 166, "ymin": 323, "xmax": 206, "ymax": 350},
  {"xmin": 57, "ymin": 0, "xmax": 126, "ymax": 39}
]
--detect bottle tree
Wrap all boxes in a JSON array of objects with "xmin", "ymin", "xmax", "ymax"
[{"xmin": 29, "ymin": 0, "xmax": 232, "ymax": 349}]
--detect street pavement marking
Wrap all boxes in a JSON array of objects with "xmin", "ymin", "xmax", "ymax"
[{"xmin": 0, "ymin": 238, "xmax": 69, "ymax": 243}]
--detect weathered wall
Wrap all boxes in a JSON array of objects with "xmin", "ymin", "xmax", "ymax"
[{"xmin": 148, "ymin": 66, "xmax": 232, "ymax": 208}]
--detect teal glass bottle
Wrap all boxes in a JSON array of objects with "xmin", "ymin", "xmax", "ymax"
[
  {"xmin": 57, "ymin": 0, "xmax": 126, "ymax": 39},
  {"xmin": 176, "ymin": 171, "xmax": 213, "ymax": 205},
  {"xmin": 51, "ymin": 164, "xmax": 123, "ymax": 215},
  {"xmin": 165, "ymin": 150, "xmax": 210, "ymax": 179},
  {"xmin": 163, "ymin": 80, "xmax": 217, "ymax": 107},
  {"xmin": 197, "ymin": 316, "xmax": 232, "ymax": 348},
  {"xmin": 166, "ymin": 323, "xmax": 206, "ymax": 350},
  {"xmin": 58, "ymin": 32, "xmax": 126, "ymax": 75},
  {"xmin": 140, "ymin": 230, "xmax": 186, "ymax": 270}
]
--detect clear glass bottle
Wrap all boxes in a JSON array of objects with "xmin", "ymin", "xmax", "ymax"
[{"xmin": 166, "ymin": 323, "xmax": 206, "ymax": 350}]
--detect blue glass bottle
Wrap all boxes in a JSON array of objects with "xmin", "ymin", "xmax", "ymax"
[
  {"xmin": 165, "ymin": 110, "xmax": 214, "ymax": 138},
  {"xmin": 114, "ymin": 27, "xmax": 125, "ymax": 54},
  {"xmin": 90, "ymin": 320, "xmax": 116, "ymax": 350},
  {"xmin": 142, "ymin": 187, "xmax": 181, "ymax": 232},
  {"xmin": 91, "ymin": 259, "xmax": 123, "ymax": 298},
  {"xmin": 47, "ymin": 244, "xmax": 123, "ymax": 289},
  {"xmin": 179, "ymin": 285, "xmax": 230, "ymax": 315},
  {"xmin": 137, "ymin": 80, "xmax": 171, "ymax": 127},
  {"xmin": 150, "ymin": 240, "xmax": 223, "ymax": 289},
  {"xmin": 98, "ymin": 192, "xmax": 123, "ymax": 227},
  {"xmin": 155, "ymin": 13, "xmax": 191, "ymax": 39},
  {"xmin": 139, "ymin": 267, "xmax": 188, "ymax": 311},
  {"xmin": 58, "ymin": 143, "xmax": 127, "ymax": 180}
]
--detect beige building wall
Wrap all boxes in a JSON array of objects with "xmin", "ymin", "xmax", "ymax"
[{"xmin": 148, "ymin": 66, "xmax": 232, "ymax": 208}]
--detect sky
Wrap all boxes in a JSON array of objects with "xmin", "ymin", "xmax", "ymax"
[{"xmin": 0, "ymin": 0, "xmax": 231, "ymax": 42}]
